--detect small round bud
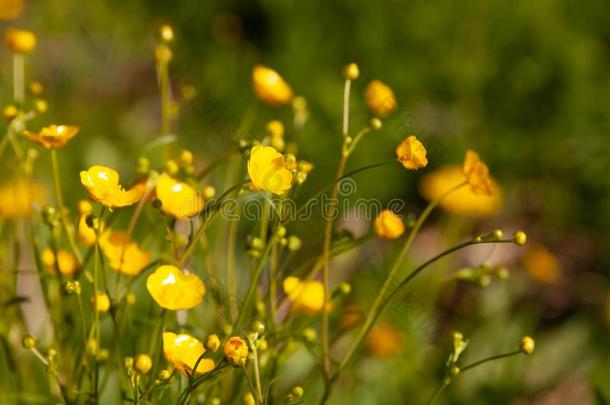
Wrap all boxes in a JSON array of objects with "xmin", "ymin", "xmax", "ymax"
[
  {"xmin": 124, "ymin": 356, "xmax": 134, "ymax": 369},
  {"xmin": 64, "ymin": 280, "xmax": 82, "ymax": 295},
  {"xmin": 152, "ymin": 198, "xmax": 163, "ymax": 210},
  {"xmin": 158, "ymin": 369, "xmax": 172, "ymax": 380},
  {"xmin": 256, "ymin": 339, "xmax": 268, "ymax": 351},
  {"xmin": 343, "ymin": 63, "xmax": 359, "ymax": 80},
  {"xmin": 34, "ymin": 99, "xmax": 48, "ymax": 114},
  {"xmin": 345, "ymin": 136, "xmax": 353, "ymax": 144},
  {"xmin": 479, "ymin": 274, "xmax": 491, "ymax": 287},
  {"xmin": 27, "ymin": 148, "xmax": 38, "ymax": 160},
  {"xmin": 135, "ymin": 353, "xmax": 153, "ymax": 374},
  {"xmin": 22, "ymin": 335, "xmax": 36, "ymax": 350},
  {"xmin": 287, "ymin": 235, "xmax": 302, "ymax": 251},
  {"xmin": 126, "ymin": 292, "xmax": 136, "ymax": 305},
  {"xmin": 473, "ymin": 236, "xmax": 482, "ymax": 243},
  {"xmin": 205, "ymin": 334, "xmax": 221, "ymax": 352},
  {"xmin": 30, "ymin": 81, "xmax": 43, "ymax": 95},
  {"xmin": 211, "ymin": 398, "xmax": 221, "ymax": 405},
  {"xmin": 97, "ymin": 348, "xmax": 109, "ymax": 362},
  {"xmin": 513, "ymin": 230, "xmax": 527, "ymax": 246},
  {"xmin": 136, "ymin": 157, "xmax": 150, "ymax": 175},
  {"xmin": 276, "ymin": 226, "xmax": 287, "ymax": 238},
  {"xmin": 77, "ymin": 200, "xmax": 93, "ymax": 215},
  {"xmin": 519, "ymin": 336, "xmax": 535, "ymax": 355},
  {"xmin": 92, "ymin": 292, "xmax": 111, "ymax": 313},
  {"xmin": 493, "ymin": 229, "xmax": 504, "ymax": 240},
  {"xmin": 292, "ymin": 96, "xmax": 307, "ymax": 111},
  {"xmin": 284, "ymin": 153, "xmax": 296, "ymax": 170},
  {"xmin": 178, "ymin": 149, "xmax": 193, "ymax": 166},
  {"xmin": 243, "ymin": 392, "xmax": 255, "ymax": 405},
  {"xmin": 369, "ymin": 118, "xmax": 382, "ymax": 130},
  {"xmin": 450, "ymin": 366, "xmax": 460, "ymax": 377},
  {"xmin": 250, "ymin": 237, "xmax": 264, "ymax": 251},
  {"xmin": 496, "ymin": 267, "xmax": 510, "ymax": 280},
  {"xmin": 3, "ymin": 105, "xmax": 18, "ymax": 120},
  {"xmin": 339, "ymin": 282, "xmax": 351, "ymax": 296},
  {"xmin": 303, "ymin": 327, "xmax": 317, "ymax": 342},
  {"xmin": 251, "ymin": 321, "xmax": 265, "ymax": 335},
  {"xmin": 203, "ymin": 186, "xmax": 216, "ymax": 199},
  {"xmin": 47, "ymin": 348, "xmax": 57, "ymax": 359},
  {"xmin": 87, "ymin": 338, "xmax": 99, "ymax": 355},
  {"xmin": 165, "ymin": 159, "xmax": 179, "ymax": 175},
  {"xmin": 159, "ymin": 24, "xmax": 174, "ymax": 43},
  {"xmin": 266, "ymin": 120, "xmax": 284, "ymax": 139},
  {"xmin": 291, "ymin": 385, "xmax": 304, "ymax": 398}
]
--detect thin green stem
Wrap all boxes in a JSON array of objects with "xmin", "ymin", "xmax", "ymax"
[
  {"xmin": 50, "ymin": 150, "xmax": 82, "ymax": 264},
  {"xmin": 241, "ymin": 366, "xmax": 262, "ymax": 405},
  {"xmin": 13, "ymin": 53, "xmax": 24, "ymax": 103}
]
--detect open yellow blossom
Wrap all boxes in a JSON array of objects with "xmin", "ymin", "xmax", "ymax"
[
  {"xmin": 80, "ymin": 165, "xmax": 145, "ymax": 208},
  {"xmin": 146, "ymin": 265, "xmax": 205, "ymax": 310},
  {"xmin": 92, "ymin": 292, "xmax": 110, "ymax": 313},
  {"xmin": 162, "ymin": 332, "xmax": 214, "ymax": 375},
  {"xmin": 283, "ymin": 276, "xmax": 329, "ymax": 313},
  {"xmin": 22, "ymin": 125, "xmax": 79, "ymax": 149},
  {"xmin": 366, "ymin": 323, "xmax": 403, "ymax": 357},
  {"xmin": 374, "ymin": 210, "xmax": 405, "ymax": 239},
  {"xmin": 522, "ymin": 243, "xmax": 561, "ymax": 284},
  {"xmin": 41, "ymin": 248, "xmax": 78, "ymax": 276},
  {"xmin": 365, "ymin": 80, "xmax": 397, "ymax": 118},
  {"xmin": 223, "ymin": 336, "xmax": 249, "ymax": 366},
  {"xmin": 252, "ymin": 65, "xmax": 293, "ymax": 105},
  {"xmin": 247, "ymin": 145, "xmax": 293, "ymax": 195},
  {"xmin": 4, "ymin": 27, "xmax": 36, "ymax": 53},
  {"xmin": 155, "ymin": 174, "xmax": 203, "ymax": 219},
  {"xmin": 99, "ymin": 230, "xmax": 150, "ymax": 275},
  {"xmin": 396, "ymin": 135, "xmax": 428, "ymax": 170},
  {"xmin": 462, "ymin": 149, "xmax": 494, "ymax": 195},
  {"xmin": 420, "ymin": 166, "xmax": 502, "ymax": 217},
  {"xmin": 0, "ymin": 179, "xmax": 44, "ymax": 219}
]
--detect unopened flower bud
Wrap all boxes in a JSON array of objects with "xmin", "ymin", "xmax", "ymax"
[
  {"xmin": 135, "ymin": 353, "xmax": 152, "ymax": 374},
  {"xmin": 369, "ymin": 118, "xmax": 382, "ymax": 130},
  {"xmin": 3, "ymin": 105, "xmax": 18, "ymax": 120},
  {"xmin": 513, "ymin": 230, "xmax": 527, "ymax": 246},
  {"xmin": 287, "ymin": 235, "xmax": 302, "ymax": 251},
  {"xmin": 343, "ymin": 63, "xmax": 359, "ymax": 80},
  {"xmin": 34, "ymin": 99, "xmax": 47, "ymax": 114},
  {"xmin": 179, "ymin": 149, "xmax": 193, "ymax": 166},
  {"xmin": 165, "ymin": 159, "xmax": 179, "ymax": 175},
  {"xmin": 291, "ymin": 385, "xmax": 304, "ymax": 398},
  {"xmin": 124, "ymin": 356, "xmax": 134, "ymax": 369},
  {"xmin": 493, "ymin": 229, "xmax": 504, "ymax": 240},
  {"xmin": 203, "ymin": 186, "xmax": 216, "ymax": 199},
  {"xmin": 22, "ymin": 335, "xmax": 36, "ymax": 350},
  {"xmin": 205, "ymin": 334, "xmax": 221, "ymax": 352},
  {"xmin": 64, "ymin": 280, "xmax": 81, "ymax": 295},
  {"xmin": 158, "ymin": 369, "xmax": 172, "ymax": 380},
  {"xmin": 519, "ymin": 336, "xmax": 535, "ymax": 355},
  {"xmin": 159, "ymin": 24, "xmax": 174, "ymax": 43},
  {"xmin": 251, "ymin": 321, "xmax": 265, "ymax": 335},
  {"xmin": 276, "ymin": 226, "xmax": 287, "ymax": 238}
]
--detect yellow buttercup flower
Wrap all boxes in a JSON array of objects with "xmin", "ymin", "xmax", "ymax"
[
  {"xmin": 522, "ymin": 243, "xmax": 561, "ymax": 284},
  {"xmin": 0, "ymin": 178, "xmax": 44, "ymax": 219},
  {"xmin": 247, "ymin": 145, "xmax": 293, "ymax": 195},
  {"xmin": 395, "ymin": 135, "xmax": 428, "ymax": 170},
  {"xmin": 283, "ymin": 276, "xmax": 329, "ymax": 313},
  {"xmin": 252, "ymin": 65, "xmax": 293, "ymax": 105},
  {"xmin": 80, "ymin": 165, "xmax": 145, "ymax": 208},
  {"xmin": 22, "ymin": 125, "xmax": 79, "ymax": 149},
  {"xmin": 134, "ymin": 353, "xmax": 153, "ymax": 374},
  {"xmin": 155, "ymin": 174, "xmax": 203, "ymax": 219},
  {"xmin": 162, "ymin": 332, "xmax": 214, "ymax": 375},
  {"xmin": 4, "ymin": 27, "xmax": 36, "ymax": 53},
  {"xmin": 366, "ymin": 323, "xmax": 403, "ymax": 357},
  {"xmin": 223, "ymin": 336, "xmax": 249, "ymax": 366},
  {"xmin": 365, "ymin": 80, "xmax": 397, "ymax": 118},
  {"xmin": 420, "ymin": 166, "xmax": 502, "ymax": 217},
  {"xmin": 374, "ymin": 210, "xmax": 405, "ymax": 239},
  {"xmin": 462, "ymin": 149, "xmax": 494, "ymax": 195},
  {"xmin": 92, "ymin": 292, "xmax": 111, "ymax": 313},
  {"xmin": 146, "ymin": 265, "xmax": 205, "ymax": 310},
  {"xmin": 99, "ymin": 230, "xmax": 151, "ymax": 275},
  {"xmin": 41, "ymin": 248, "xmax": 78, "ymax": 276}
]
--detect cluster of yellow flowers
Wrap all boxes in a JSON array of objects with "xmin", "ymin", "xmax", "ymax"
[{"xmin": 0, "ymin": 22, "xmax": 539, "ymax": 405}]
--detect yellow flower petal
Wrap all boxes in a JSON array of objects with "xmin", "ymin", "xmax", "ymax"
[
  {"xmin": 4, "ymin": 27, "xmax": 35, "ymax": 53},
  {"xmin": 155, "ymin": 174, "xmax": 203, "ymax": 219},
  {"xmin": 374, "ymin": 210, "xmax": 405, "ymax": 239},
  {"xmin": 223, "ymin": 336, "xmax": 249, "ymax": 366},
  {"xmin": 365, "ymin": 80, "xmax": 397, "ymax": 118},
  {"xmin": 283, "ymin": 276, "xmax": 328, "ymax": 313},
  {"xmin": 252, "ymin": 65, "xmax": 293, "ymax": 105},
  {"xmin": 0, "ymin": 178, "xmax": 45, "ymax": 219},
  {"xmin": 99, "ymin": 230, "xmax": 151, "ymax": 276},
  {"xmin": 247, "ymin": 145, "xmax": 293, "ymax": 195},
  {"xmin": 22, "ymin": 125, "xmax": 78, "ymax": 149},
  {"xmin": 162, "ymin": 332, "xmax": 214, "ymax": 375},
  {"xmin": 146, "ymin": 265, "xmax": 205, "ymax": 310},
  {"xmin": 40, "ymin": 248, "xmax": 78, "ymax": 276},
  {"xmin": 462, "ymin": 149, "xmax": 494, "ymax": 195},
  {"xmin": 396, "ymin": 135, "xmax": 428, "ymax": 170},
  {"xmin": 80, "ymin": 165, "xmax": 144, "ymax": 208},
  {"xmin": 420, "ymin": 166, "xmax": 502, "ymax": 217}
]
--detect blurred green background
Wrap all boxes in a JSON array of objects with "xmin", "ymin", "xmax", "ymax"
[{"xmin": 2, "ymin": 0, "xmax": 610, "ymax": 403}]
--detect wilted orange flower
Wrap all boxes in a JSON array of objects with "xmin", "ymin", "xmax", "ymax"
[
  {"xmin": 366, "ymin": 323, "xmax": 403, "ymax": 357},
  {"xmin": 396, "ymin": 135, "xmax": 428, "ymax": 170},
  {"xmin": 247, "ymin": 145, "xmax": 293, "ymax": 195},
  {"xmin": 99, "ymin": 230, "xmax": 151, "ymax": 275},
  {"xmin": 80, "ymin": 166, "xmax": 145, "ymax": 208},
  {"xmin": 223, "ymin": 336, "xmax": 249, "ymax": 366},
  {"xmin": 0, "ymin": 178, "xmax": 44, "ymax": 219},
  {"xmin": 252, "ymin": 65, "xmax": 293, "ymax": 105},
  {"xmin": 146, "ymin": 265, "xmax": 205, "ymax": 310},
  {"xmin": 374, "ymin": 210, "xmax": 405, "ymax": 239},
  {"xmin": 365, "ymin": 80, "xmax": 397, "ymax": 118},
  {"xmin": 4, "ymin": 27, "xmax": 36, "ymax": 53},
  {"xmin": 522, "ymin": 243, "xmax": 561, "ymax": 284},
  {"xmin": 155, "ymin": 174, "xmax": 203, "ymax": 219},
  {"xmin": 41, "ymin": 248, "xmax": 78, "ymax": 276},
  {"xmin": 462, "ymin": 149, "xmax": 494, "ymax": 195},
  {"xmin": 163, "ymin": 332, "xmax": 214, "ymax": 375},
  {"xmin": 22, "ymin": 125, "xmax": 79, "ymax": 149},
  {"xmin": 420, "ymin": 166, "xmax": 502, "ymax": 217},
  {"xmin": 283, "ymin": 276, "xmax": 329, "ymax": 313}
]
